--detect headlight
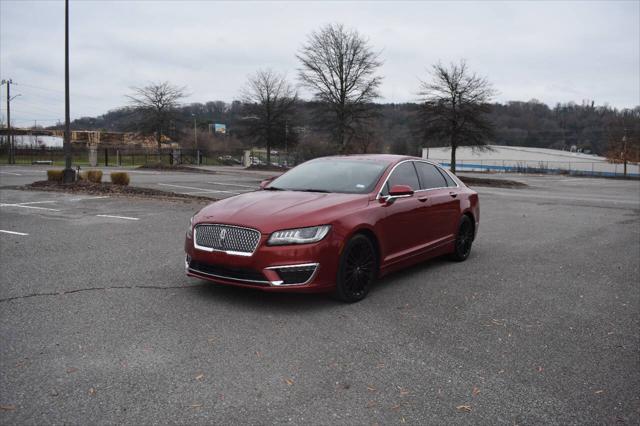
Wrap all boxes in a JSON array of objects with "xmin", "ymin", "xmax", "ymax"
[
  {"xmin": 186, "ymin": 216, "xmax": 194, "ymax": 239},
  {"xmin": 268, "ymin": 225, "xmax": 331, "ymax": 246}
]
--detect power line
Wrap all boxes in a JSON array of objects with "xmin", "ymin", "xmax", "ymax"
[
  {"xmin": 9, "ymin": 117, "xmax": 62, "ymax": 121},
  {"xmin": 6, "ymin": 103, "xmax": 63, "ymax": 116},
  {"xmin": 12, "ymin": 82, "xmax": 64, "ymax": 94},
  {"xmin": 9, "ymin": 89, "xmax": 63, "ymax": 102}
]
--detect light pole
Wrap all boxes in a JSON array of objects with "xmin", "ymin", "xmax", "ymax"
[
  {"xmin": 62, "ymin": 0, "xmax": 74, "ymax": 182},
  {"xmin": 621, "ymin": 131, "xmax": 628, "ymax": 178},
  {"xmin": 192, "ymin": 114, "xmax": 198, "ymax": 164},
  {"xmin": 1, "ymin": 79, "xmax": 17, "ymax": 164},
  {"xmin": 284, "ymin": 119, "xmax": 288, "ymax": 157},
  {"xmin": 192, "ymin": 115, "xmax": 197, "ymax": 150}
]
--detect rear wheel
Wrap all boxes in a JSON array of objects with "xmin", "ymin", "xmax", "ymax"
[
  {"xmin": 451, "ymin": 215, "xmax": 474, "ymax": 261},
  {"xmin": 334, "ymin": 235, "xmax": 377, "ymax": 302}
]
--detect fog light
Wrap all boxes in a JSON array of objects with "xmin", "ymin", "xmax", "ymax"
[{"xmin": 268, "ymin": 263, "xmax": 318, "ymax": 285}]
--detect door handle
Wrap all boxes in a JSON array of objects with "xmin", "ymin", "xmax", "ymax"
[
  {"xmin": 418, "ymin": 196, "xmax": 428, "ymax": 202},
  {"xmin": 449, "ymin": 192, "xmax": 458, "ymax": 198}
]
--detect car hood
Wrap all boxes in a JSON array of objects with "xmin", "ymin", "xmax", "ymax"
[{"xmin": 196, "ymin": 190, "xmax": 368, "ymax": 233}]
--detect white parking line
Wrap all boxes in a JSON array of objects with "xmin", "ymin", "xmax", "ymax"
[
  {"xmin": 157, "ymin": 183, "xmax": 242, "ymax": 194},
  {"xmin": 96, "ymin": 214, "xmax": 139, "ymax": 221},
  {"xmin": 182, "ymin": 191, "xmax": 222, "ymax": 195},
  {"xmin": 68, "ymin": 196, "xmax": 110, "ymax": 201},
  {"xmin": 108, "ymin": 169, "xmax": 161, "ymax": 175},
  {"xmin": 0, "ymin": 171, "xmax": 22, "ymax": 176},
  {"xmin": 207, "ymin": 181, "xmax": 258, "ymax": 189},
  {"xmin": 0, "ymin": 230, "xmax": 29, "ymax": 236},
  {"xmin": 0, "ymin": 203, "xmax": 61, "ymax": 211},
  {"xmin": 9, "ymin": 201, "xmax": 58, "ymax": 205}
]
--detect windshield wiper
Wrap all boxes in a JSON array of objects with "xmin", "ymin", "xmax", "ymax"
[
  {"xmin": 263, "ymin": 186, "xmax": 284, "ymax": 191},
  {"xmin": 298, "ymin": 188, "xmax": 331, "ymax": 193}
]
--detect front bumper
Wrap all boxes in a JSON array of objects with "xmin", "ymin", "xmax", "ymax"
[{"xmin": 184, "ymin": 232, "xmax": 340, "ymax": 293}]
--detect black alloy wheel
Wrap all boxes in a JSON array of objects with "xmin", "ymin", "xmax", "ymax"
[
  {"xmin": 335, "ymin": 235, "xmax": 377, "ymax": 302},
  {"xmin": 451, "ymin": 215, "xmax": 474, "ymax": 261}
]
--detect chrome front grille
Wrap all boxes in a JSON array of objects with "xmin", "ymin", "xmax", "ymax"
[{"xmin": 194, "ymin": 224, "xmax": 260, "ymax": 256}]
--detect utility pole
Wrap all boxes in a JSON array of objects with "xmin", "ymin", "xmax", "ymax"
[
  {"xmin": 621, "ymin": 130, "xmax": 628, "ymax": 178},
  {"xmin": 1, "ymin": 79, "xmax": 13, "ymax": 164},
  {"xmin": 191, "ymin": 113, "xmax": 198, "ymax": 164},
  {"xmin": 284, "ymin": 119, "xmax": 288, "ymax": 160},
  {"xmin": 193, "ymin": 116, "xmax": 197, "ymax": 150},
  {"xmin": 62, "ymin": 0, "xmax": 74, "ymax": 182}
]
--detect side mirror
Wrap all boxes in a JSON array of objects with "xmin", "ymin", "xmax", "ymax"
[
  {"xmin": 259, "ymin": 177, "xmax": 276, "ymax": 189},
  {"xmin": 380, "ymin": 184, "xmax": 415, "ymax": 204},
  {"xmin": 388, "ymin": 184, "xmax": 414, "ymax": 197}
]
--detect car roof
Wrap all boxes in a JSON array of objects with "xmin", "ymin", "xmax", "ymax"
[{"xmin": 313, "ymin": 154, "xmax": 422, "ymax": 165}]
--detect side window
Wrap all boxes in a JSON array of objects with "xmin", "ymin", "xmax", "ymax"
[
  {"xmin": 387, "ymin": 162, "xmax": 420, "ymax": 191},
  {"xmin": 438, "ymin": 167, "xmax": 457, "ymax": 187},
  {"xmin": 415, "ymin": 162, "xmax": 447, "ymax": 189}
]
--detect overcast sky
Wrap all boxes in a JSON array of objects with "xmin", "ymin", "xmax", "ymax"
[{"xmin": 1, "ymin": 0, "xmax": 638, "ymax": 127}]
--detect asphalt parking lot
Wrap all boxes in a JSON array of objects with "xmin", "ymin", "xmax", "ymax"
[
  {"xmin": 0, "ymin": 165, "xmax": 269, "ymax": 199},
  {"xmin": 0, "ymin": 166, "xmax": 638, "ymax": 424}
]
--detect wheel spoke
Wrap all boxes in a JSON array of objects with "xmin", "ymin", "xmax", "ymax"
[
  {"xmin": 341, "ymin": 239, "xmax": 376, "ymax": 298},
  {"xmin": 453, "ymin": 220, "xmax": 473, "ymax": 257}
]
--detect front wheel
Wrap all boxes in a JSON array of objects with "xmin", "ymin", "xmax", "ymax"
[
  {"xmin": 334, "ymin": 235, "xmax": 377, "ymax": 303},
  {"xmin": 450, "ymin": 215, "xmax": 474, "ymax": 261}
]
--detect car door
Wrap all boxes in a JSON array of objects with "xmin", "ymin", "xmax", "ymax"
[
  {"xmin": 377, "ymin": 161, "xmax": 425, "ymax": 263},
  {"xmin": 414, "ymin": 161, "xmax": 461, "ymax": 246}
]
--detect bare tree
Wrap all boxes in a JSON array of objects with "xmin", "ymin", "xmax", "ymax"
[
  {"xmin": 419, "ymin": 61, "xmax": 496, "ymax": 173},
  {"xmin": 297, "ymin": 23, "xmax": 382, "ymax": 152},
  {"xmin": 352, "ymin": 117, "xmax": 382, "ymax": 153},
  {"xmin": 241, "ymin": 69, "xmax": 297, "ymax": 165},
  {"xmin": 127, "ymin": 81, "xmax": 187, "ymax": 151},
  {"xmin": 605, "ymin": 107, "xmax": 640, "ymax": 177}
]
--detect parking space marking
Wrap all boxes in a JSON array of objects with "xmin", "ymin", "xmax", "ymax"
[
  {"xmin": 0, "ymin": 171, "xmax": 22, "ymax": 176},
  {"xmin": 108, "ymin": 169, "xmax": 161, "ymax": 175},
  {"xmin": 68, "ymin": 196, "xmax": 110, "ymax": 201},
  {"xmin": 157, "ymin": 183, "xmax": 244, "ymax": 194},
  {"xmin": 478, "ymin": 189, "xmax": 640, "ymax": 206},
  {"xmin": 0, "ymin": 203, "xmax": 61, "ymax": 211},
  {"xmin": 182, "ymin": 191, "xmax": 221, "ymax": 195},
  {"xmin": 96, "ymin": 214, "xmax": 139, "ymax": 221},
  {"xmin": 0, "ymin": 230, "xmax": 29, "ymax": 236},
  {"xmin": 8, "ymin": 201, "xmax": 58, "ymax": 205},
  {"xmin": 207, "ymin": 181, "xmax": 259, "ymax": 189}
]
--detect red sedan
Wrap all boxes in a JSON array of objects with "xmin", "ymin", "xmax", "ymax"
[{"xmin": 185, "ymin": 154, "xmax": 479, "ymax": 302}]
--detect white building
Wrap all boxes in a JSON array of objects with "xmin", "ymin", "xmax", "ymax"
[{"xmin": 422, "ymin": 145, "xmax": 639, "ymax": 177}]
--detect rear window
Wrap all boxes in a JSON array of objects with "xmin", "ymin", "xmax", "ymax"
[
  {"xmin": 415, "ymin": 162, "xmax": 447, "ymax": 189},
  {"xmin": 439, "ymin": 168, "xmax": 457, "ymax": 187}
]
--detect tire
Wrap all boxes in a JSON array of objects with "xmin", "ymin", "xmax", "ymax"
[
  {"xmin": 450, "ymin": 215, "xmax": 474, "ymax": 261},
  {"xmin": 334, "ymin": 234, "xmax": 377, "ymax": 303}
]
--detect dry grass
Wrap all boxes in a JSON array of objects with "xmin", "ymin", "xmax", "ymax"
[
  {"xmin": 86, "ymin": 170, "xmax": 103, "ymax": 183},
  {"xmin": 110, "ymin": 172, "xmax": 130, "ymax": 186},
  {"xmin": 46, "ymin": 170, "xmax": 64, "ymax": 182},
  {"xmin": 77, "ymin": 171, "xmax": 88, "ymax": 181}
]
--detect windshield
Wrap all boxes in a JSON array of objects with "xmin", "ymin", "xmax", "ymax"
[{"xmin": 268, "ymin": 159, "xmax": 388, "ymax": 194}]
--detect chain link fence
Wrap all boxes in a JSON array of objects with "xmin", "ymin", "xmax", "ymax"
[{"xmin": 434, "ymin": 159, "xmax": 640, "ymax": 178}]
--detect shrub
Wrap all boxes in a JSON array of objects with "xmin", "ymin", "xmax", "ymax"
[
  {"xmin": 77, "ymin": 171, "xmax": 88, "ymax": 181},
  {"xmin": 86, "ymin": 170, "xmax": 103, "ymax": 183},
  {"xmin": 46, "ymin": 170, "xmax": 64, "ymax": 182},
  {"xmin": 110, "ymin": 172, "xmax": 130, "ymax": 186}
]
